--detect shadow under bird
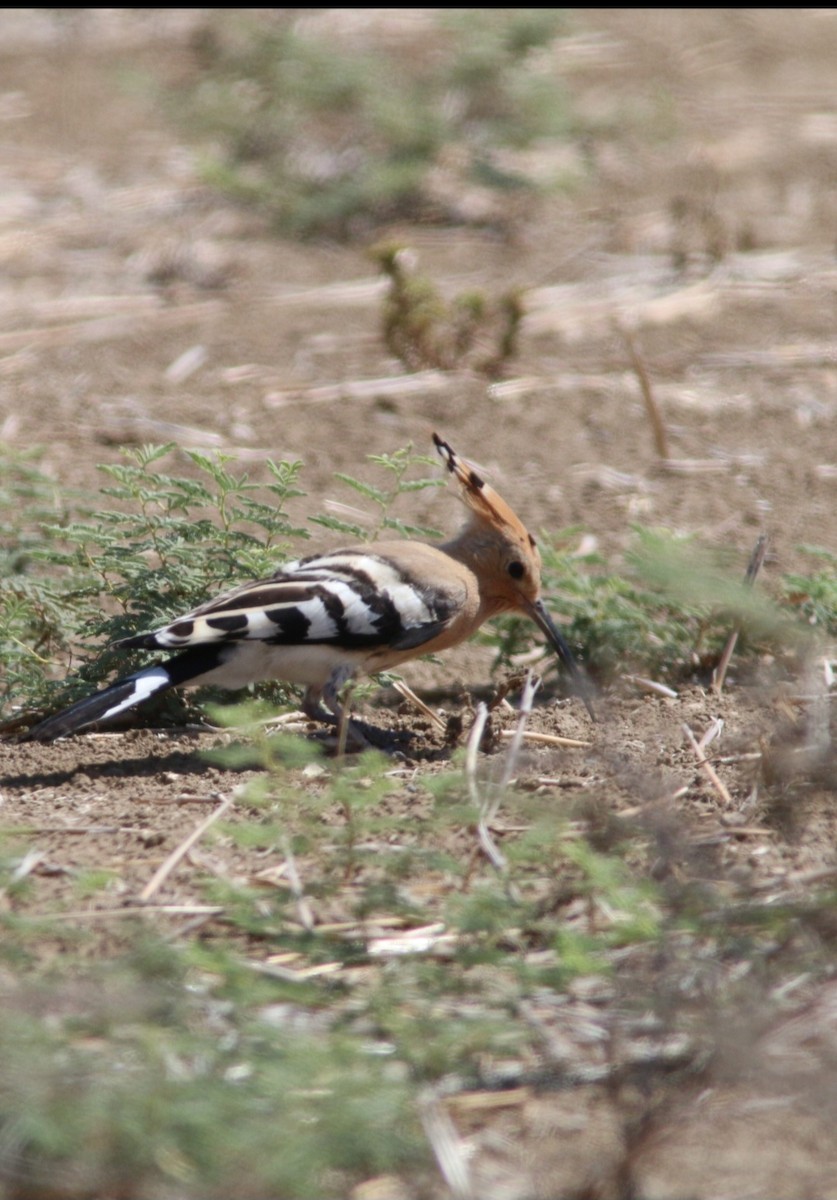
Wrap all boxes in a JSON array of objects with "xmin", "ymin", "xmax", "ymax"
[{"xmin": 26, "ymin": 433, "xmax": 595, "ymax": 744}]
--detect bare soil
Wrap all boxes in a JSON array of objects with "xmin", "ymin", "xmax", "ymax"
[{"xmin": 1, "ymin": 10, "xmax": 837, "ymax": 1199}]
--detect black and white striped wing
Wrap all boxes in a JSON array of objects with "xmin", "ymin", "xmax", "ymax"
[{"xmin": 116, "ymin": 550, "xmax": 461, "ymax": 655}]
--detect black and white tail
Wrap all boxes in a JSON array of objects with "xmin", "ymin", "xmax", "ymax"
[{"xmin": 26, "ymin": 647, "xmax": 228, "ymax": 742}]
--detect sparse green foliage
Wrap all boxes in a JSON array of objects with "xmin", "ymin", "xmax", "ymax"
[
  {"xmin": 626, "ymin": 528, "xmax": 800, "ymax": 646},
  {"xmin": 0, "ymin": 446, "xmax": 76, "ymax": 712},
  {"xmin": 73, "ymin": 868, "xmax": 119, "ymax": 898},
  {"xmin": 559, "ymin": 838, "xmax": 663, "ymax": 947},
  {"xmin": 0, "ymin": 950, "xmax": 426, "ymax": 1199},
  {"xmin": 2, "ymin": 444, "xmax": 309, "ymax": 724},
  {"xmin": 170, "ymin": 9, "xmax": 576, "ymax": 239},
  {"xmin": 209, "ymin": 704, "xmax": 450, "ymax": 925},
  {"xmin": 780, "ymin": 545, "xmax": 837, "ymax": 634},
  {"xmin": 484, "ymin": 526, "xmax": 816, "ymax": 687},
  {"xmin": 310, "ymin": 442, "xmax": 443, "ymax": 542}
]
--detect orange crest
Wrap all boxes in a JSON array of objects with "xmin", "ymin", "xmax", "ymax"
[{"xmin": 432, "ymin": 432, "xmax": 537, "ymax": 550}]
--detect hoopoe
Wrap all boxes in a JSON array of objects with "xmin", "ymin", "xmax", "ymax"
[{"xmin": 26, "ymin": 433, "xmax": 594, "ymax": 744}]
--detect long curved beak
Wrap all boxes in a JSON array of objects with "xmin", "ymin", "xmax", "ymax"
[{"xmin": 525, "ymin": 597, "xmax": 597, "ymax": 721}]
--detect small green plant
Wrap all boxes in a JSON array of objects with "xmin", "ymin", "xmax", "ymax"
[
  {"xmin": 170, "ymin": 9, "xmax": 576, "ymax": 239},
  {"xmin": 780, "ymin": 545, "xmax": 837, "ymax": 634},
  {"xmin": 374, "ymin": 243, "xmax": 525, "ymax": 377},
  {"xmin": 3, "ymin": 444, "xmax": 309, "ymax": 724},
  {"xmin": 0, "ymin": 446, "xmax": 81, "ymax": 713},
  {"xmin": 483, "ymin": 526, "xmax": 816, "ymax": 687}
]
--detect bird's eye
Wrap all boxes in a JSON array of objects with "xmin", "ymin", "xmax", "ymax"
[{"xmin": 507, "ymin": 560, "xmax": 525, "ymax": 580}]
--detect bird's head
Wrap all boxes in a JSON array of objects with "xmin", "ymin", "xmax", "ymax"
[{"xmin": 433, "ymin": 431, "xmax": 595, "ymax": 719}]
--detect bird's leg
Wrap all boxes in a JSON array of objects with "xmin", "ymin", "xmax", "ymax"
[{"xmin": 303, "ymin": 669, "xmax": 371, "ymax": 751}]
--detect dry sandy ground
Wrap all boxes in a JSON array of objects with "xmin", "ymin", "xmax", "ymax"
[{"xmin": 1, "ymin": 10, "xmax": 837, "ymax": 1198}]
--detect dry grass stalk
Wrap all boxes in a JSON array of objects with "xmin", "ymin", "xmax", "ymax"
[
  {"xmin": 714, "ymin": 752, "xmax": 762, "ymax": 764},
  {"xmin": 0, "ymin": 301, "xmax": 223, "ymax": 353},
  {"xmin": 139, "ymin": 791, "xmax": 235, "ymax": 902},
  {"xmin": 467, "ymin": 675, "xmax": 540, "ymax": 885},
  {"xmin": 620, "ymin": 324, "xmax": 670, "ymax": 460},
  {"xmin": 392, "ymin": 679, "xmax": 446, "ymax": 729},
  {"xmin": 281, "ymin": 835, "xmax": 315, "ymax": 932},
  {"xmin": 238, "ymin": 711, "xmax": 312, "ymax": 733},
  {"xmin": 622, "ymin": 674, "xmax": 679, "ymax": 699},
  {"xmin": 48, "ymin": 904, "xmax": 224, "ymax": 921},
  {"xmin": 448, "ymin": 1087, "xmax": 530, "ymax": 1111},
  {"xmin": 701, "ymin": 344, "xmax": 837, "ymax": 369},
  {"xmin": 3, "ymin": 824, "xmax": 124, "ymax": 835},
  {"xmin": 0, "ymin": 293, "xmax": 159, "ymax": 322},
  {"xmin": 270, "ymin": 277, "xmax": 386, "ymax": 308},
  {"xmin": 94, "ymin": 412, "xmax": 226, "ymax": 448},
  {"xmin": 247, "ymin": 958, "xmax": 343, "ymax": 982},
  {"xmin": 368, "ymin": 924, "xmax": 456, "ymax": 958},
  {"xmin": 682, "ymin": 722, "xmax": 735, "ymax": 807},
  {"xmin": 496, "ymin": 671, "xmax": 538, "ymax": 794},
  {"xmin": 712, "ymin": 534, "xmax": 768, "ymax": 693},
  {"xmin": 659, "ymin": 458, "xmax": 731, "ymax": 474},
  {"xmin": 698, "ymin": 718, "xmax": 725, "ymax": 752},
  {"xmin": 318, "ymin": 917, "xmax": 408, "ymax": 934},
  {"xmin": 465, "ymin": 703, "xmax": 506, "ymax": 870},
  {"xmin": 264, "ymin": 369, "xmax": 451, "ymax": 409},
  {"xmin": 419, "ymin": 1087, "xmax": 474, "ymax": 1200},
  {"xmin": 500, "ymin": 729, "xmax": 590, "ymax": 748}
]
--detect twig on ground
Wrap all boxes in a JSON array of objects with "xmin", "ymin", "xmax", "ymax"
[
  {"xmin": 392, "ymin": 679, "xmax": 446, "ymax": 729},
  {"xmin": 500, "ymin": 729, "xmax": 591, "ymax": 748},
  {"xmin": 139, "ymin": 791, "xmax": 235, "ymax": 902},
  {"xmin": 622, "ymin": 674, "xmax": 679, "ymax": 699},
  {"xmin": 683, "ymin": 722, "xmax": 735, "ymax": 807},
  {"xmin": 281, "ymin": 835, "xmax": 315, "ymax": 932},
  {"xmin": 46, "ymin": 904, "xmax": 224, "ymax": 921},
  {"xmin": 698, "ymin": 718, "xmax": 725, "ymax": 751}
]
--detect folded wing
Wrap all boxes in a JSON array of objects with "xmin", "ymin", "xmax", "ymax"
[{"xmin": 118, "ymin": 549, "xmax": 461, "ymax": 655}]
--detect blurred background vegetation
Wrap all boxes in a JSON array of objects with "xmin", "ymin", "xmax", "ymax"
[{"xmin": 173, "ymin": 9, "xmax": 578, "ymax": 239}]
